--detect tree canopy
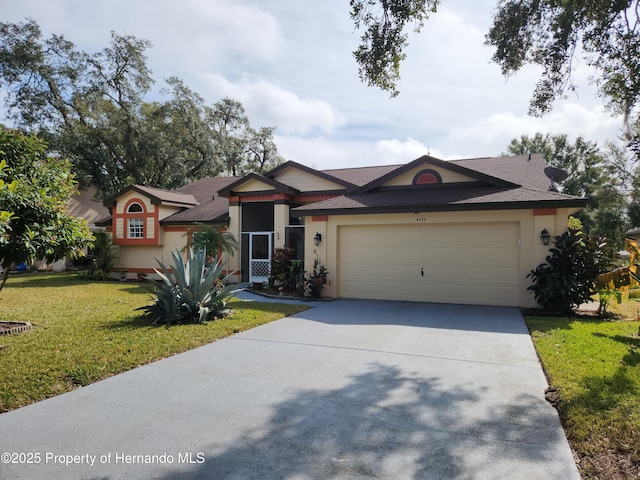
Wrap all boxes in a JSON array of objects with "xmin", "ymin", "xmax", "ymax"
[
  {"xmin": 0, "ymin": 19, "xmax": 283, "ymax": 198},
  {"xmin": 505, "ymin": 132, "xmax": 637, "ymax": 247},
  {"xmin": 352, "ymin": 0, "xmax": 640, "ymax": 126},
  {"xmin": 0, "ymin": 126, "xmax": 93, "ymax": 290}
]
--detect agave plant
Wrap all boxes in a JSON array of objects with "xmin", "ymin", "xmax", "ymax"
[{"xmin": 138, "ymin": 248, "xmax": 239, "ymax": 325}]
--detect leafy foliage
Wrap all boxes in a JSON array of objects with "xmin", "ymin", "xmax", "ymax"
[
  {"xmin": 270, "ymin": 246, "xmax": 295, "ymax": 288},
  {"xmin": 350, "ymin": 0, "xmax": 439, "ymax": 97},
  {"xmin": 505, "ymin": 133, "xmax": 631, "ymax": 247},
  {"xmin": 81, "ymin": 231, "xmax": 117, "ymax": 280},
  {"xmin": 0, "ymin": 19, "xmax": 282, "ymax": 197},
  {"xmin": 138, "ymin": 249, "xmax": 239, "ymax": 325},
  {"xmin": 0, "ymin": 127, "xmax": 93, "ymax": 290},
  {"xmin": 305, "ymin": 258, "xmax": 328, "ymax": 298},
  {"xmin": 187, "ymin": 223, "xmax": 238, "ymax": 260},
  {"xmin": 528, "ymin": 226, "xmax": 612, "ymax": 314},
  {"xmin": 486, "ymin": 0, "xmax": 640, "ymax": 120}
]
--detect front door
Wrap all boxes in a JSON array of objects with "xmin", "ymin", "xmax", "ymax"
[{"xmin": 249, "ymin": 232, "xmax": 272, "ymax": 283}]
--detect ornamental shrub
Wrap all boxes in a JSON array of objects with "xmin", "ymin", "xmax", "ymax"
[
  {"xmin": 527, "ymin": 227, "xmax": 612, "ymax": 314},
  {"xmin": 138, "ymin": 249, "xmax": 239, "ymax": 325}
]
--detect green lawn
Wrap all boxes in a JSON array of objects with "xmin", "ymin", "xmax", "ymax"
[
  {"xmin": 0, "ymin": 272, "xmax": 308, "ymax": 413},
  {"xmin": 527, "ymin": 304, "xmax": 640, "ymax": 479}
]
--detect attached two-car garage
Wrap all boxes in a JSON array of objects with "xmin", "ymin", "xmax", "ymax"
[{"xmin": 338, "ymin": 222, "xmax": 521, "ymax": 306}]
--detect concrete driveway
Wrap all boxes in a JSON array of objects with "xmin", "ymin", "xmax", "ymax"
[{"xmin": 0, "ymin": 299, "xmax": 579, "ymax": 479}]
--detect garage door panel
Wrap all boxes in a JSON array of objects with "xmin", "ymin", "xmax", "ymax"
[
  {"xmin": 468, "ymin": 246, "xmax": 515, "ymax": 261},
  {"xmin": 382, "ymin": 246, "xmax": 421, "ymax": 262},
  {"xmin": 384, "ymin": 264, "xmax": 417, "ymax": 277},
  {"xmin": 423, "ymin": 229, "xmax": 467, "ymax": 246},
  {"xmin": 383, "ymin": 228, "xmax": 422, "ymax": 246},
  {"xmin": 342, "ymin": 263, "xmax": 381, "ymax": 277},
  {"xmin": 467, "ymin": 285, "xmax": 517, "ymax": 304},
  {"xmin": 342, "ymin": 247, "xmax": 379, "ymax": 261},
  {"xmin": 423, "ymin": 247, "xmax": 467, "ymax": 264},
  {"xmin": 468, "ymin": 265, "xmax": 517, "ymax": 281},
  {"xmin": 385, "ymin": 281, "xmax": 422, "ymax": 297},
  {"xmin": 339, "ymin": 223, "xmax": 520, "ymax": 306},
  {"xmin": 422, "ymin": 266, "xmax": 467, "ymax": 281}
]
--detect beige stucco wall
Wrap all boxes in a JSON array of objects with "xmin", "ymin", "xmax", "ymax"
[
  {"xmin": 274, "ymin": 203, "xmax": 289, "ymax": 250},
  {"xmin": 226, "ymin": 204, "xmax": 242, "ymax": 282},
  {"xmin": 111, "ymin": 229, "xmax": 189, "ymax": 277},
  {"xmin": 304, "ymin": 208, "xmax": 575, "ymax": 308},
  {"xmin": 115, "ymin": 191, "xmax": 156, "ymax": 215},
  {"xmin": 234, "ymin": 178, "xmax": 276, "ymax": 192},
  {"xmin": 383, "ymin": 164, "xmax": 475, "ymax": 187},
  {"xmin": 274, "ymin": 167, "xmax": 345, "ymax": 191}
]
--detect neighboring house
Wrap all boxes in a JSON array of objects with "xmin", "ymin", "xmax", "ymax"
[
  {"xmin": 99, "ymin": 154, "xmax": 586, "ymax": 307},
  {"xmin": 36, "ymin": 184, "xmax": 111, "ymax": 271}
]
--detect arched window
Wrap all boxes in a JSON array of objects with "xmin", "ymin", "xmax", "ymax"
[
  {"xmin": 127, "ymin": 202, "xmax": 144, "ymax": 213},
  {"xmin": 125, "ymin": 201, "xmax": 145, "ymax": 238},
  {"xmin": 413, "ymin": 169, "xmax": 442, "ymax": 185}
]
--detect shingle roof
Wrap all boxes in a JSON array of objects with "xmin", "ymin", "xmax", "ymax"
[
  {"xmin": 293, "ymin": 185, "xmax": 585, "ymax": 215},
  {"xmin": 103, "ymin": 184, "xmax": 198, "ymax": 208},
  {"xmin": 450, "ymin": 154, "xmax": 552, "ymax": 191},
  {"xmin": 320, "ymin": 165, "xmax": 402, "ymax": 187},
  {"xmin": 100, "ymin": 153, "xmax": 583, "ymax": 224},
  {"xmin": 162, "ymin": 177, "xmax": 240, "ymax": 224}
]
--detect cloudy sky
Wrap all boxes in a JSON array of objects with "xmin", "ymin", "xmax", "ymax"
[{"xmin": 1, "ymin": 0, "xmax": 626, "ymax": 170}]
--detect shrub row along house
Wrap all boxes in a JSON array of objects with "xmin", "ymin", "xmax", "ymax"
[{"xmin": 97, "ymin": 154, "xmax": 585, "ymax": 307}]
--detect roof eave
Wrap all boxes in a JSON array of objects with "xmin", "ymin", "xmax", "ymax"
[{"xmin": 294, "ymin": 199, "xmax": 588, "ymax": 217}]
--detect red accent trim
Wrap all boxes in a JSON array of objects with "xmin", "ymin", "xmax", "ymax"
[
  {"xmin": 239, "ymin": 194, "xmax": 279, "ymax": 202},
  {"xmin": 292, "ymin": 194, "xmax": 340, "ymax": 203},
  {"xmin": 413, "ymin": 169, "xmax": 442, "ymax": 185},
  {"xmin": 312, "ymin": 215, "xmax": 328, "ymax": 222},
  {"xmin": 112, "ymin": 197, "xmax": 160, "ymax": 246},
  {"xmin": 163, "ymin": 226, "xmax": 190, "ymax": 232},
  {"xmin": 416, "ymin": 173, "xmax": 438, "ymax": 184},
  {"xmin": 534, "ymin": 208, "xmax": 557, "ymax": 216}
]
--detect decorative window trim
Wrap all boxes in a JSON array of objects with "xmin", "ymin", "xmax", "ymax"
[
  {"xmin": 127, "ymin": 202, "xmax": 144, "ymax": 213},
  {"xmin": 128, "ymin": 217, "xmax": 144, "ymax": 238},
  {"xmin": 112, "ymin": 197, "xmax": 159, "ymax": 246},
  {"xmin": 412, "ymin": 169, "xmax": 442, "ymax": 185}
]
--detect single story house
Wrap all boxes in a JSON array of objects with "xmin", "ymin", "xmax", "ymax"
[{"xmin": 98, "ymin": 154, "xmax": 586, "ymax": 307}]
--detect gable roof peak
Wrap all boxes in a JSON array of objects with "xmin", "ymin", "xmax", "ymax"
[
  {"xmin": 351, "ymin": 154, "xmax": 520, "ymax": 194},
  {"xmin": 103, "ymin": 184, "xmax": 198, "ymax": 208}
]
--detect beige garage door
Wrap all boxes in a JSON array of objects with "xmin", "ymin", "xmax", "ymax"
[{"xmin": 338, "ymin": 222, "xmax": 520, "ymax": 306}]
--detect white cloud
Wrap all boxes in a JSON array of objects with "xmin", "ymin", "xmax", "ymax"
[
  {"xmin": 202, "ymin": 74, "xmax": 345, "ymax": 135},
  {"xmin": 2, "ymin": 0, "xmax": 629, "ymax": 175},
  {"xmin": 439, "ymin": 103, "xmax": 624, "ymax": 158},
  {"xmin": 375, "ymin": 138, "xmax": 432, "ymax": 162}
]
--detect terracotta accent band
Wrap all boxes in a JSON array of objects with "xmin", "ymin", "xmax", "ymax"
[{"xmin": 534, "ymin": 208, "xmax": 556, "ymax": 216}]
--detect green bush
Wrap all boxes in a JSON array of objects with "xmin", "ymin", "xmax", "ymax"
[
  {"xmin": 305, "ymin": 259, "xmax": 328, "ymax": 298},
  {"xmin": 528, "ymin": 227, "xmax": 612, "ymax": 314},
  {"xmin": 270, "ymin": 247, "xmax": 294, "ymax": 288},
  {"xmin": 138, "ymin": 249, "xmax": 239, "ymax": 325}
]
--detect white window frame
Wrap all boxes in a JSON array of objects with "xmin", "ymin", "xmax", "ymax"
[{"xmin": 128, "ymin": 217, "xmax": 144, "ymax": 238}]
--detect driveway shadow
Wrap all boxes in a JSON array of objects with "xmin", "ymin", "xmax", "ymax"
[{"xmin": 155, "ymin": 362, "xmax": 574, "ymax": 480}]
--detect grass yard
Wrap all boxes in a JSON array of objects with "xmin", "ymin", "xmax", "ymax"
[
  {"xmin": 527, "ymin": 301, "xmax": 640, "ymax": 479},
  {"xmin": 0, "ymin": 272, "xmax": 308, "ymax": 413}
]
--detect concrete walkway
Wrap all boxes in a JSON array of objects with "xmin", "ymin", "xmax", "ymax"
[{"xmin": 0, "ymin": 299, "xmax": 579, "ymax": 479}]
